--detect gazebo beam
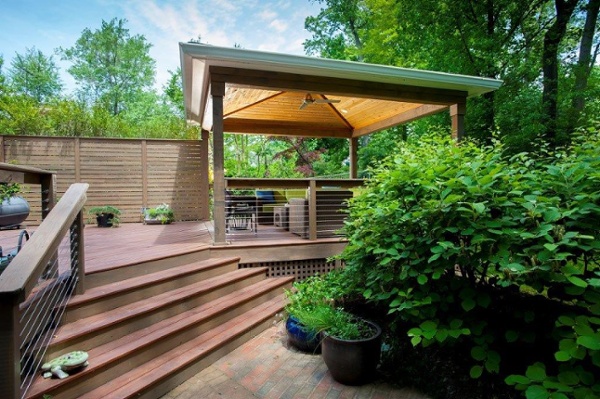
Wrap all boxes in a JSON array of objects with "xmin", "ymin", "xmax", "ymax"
[
  {"xmin": 210, "ymin": 66, "xmax": 467, "ymax": 106},
  {"xmin": 352, "ymin": 104, "xmax": 449, "ymax": 137},
  {"xmin": 223, "ymin": 119, "xmax": 352, "ymax": 138}
]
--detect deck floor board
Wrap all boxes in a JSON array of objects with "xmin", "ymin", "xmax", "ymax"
[{"xmin": 0, "ymin": 221, "xmax": 343, "ymax": 275}]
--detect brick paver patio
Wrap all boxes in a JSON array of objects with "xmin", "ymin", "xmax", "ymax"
[{"xmin": 161, "ymin": 322, "xmax": 430, "ymax": 399}]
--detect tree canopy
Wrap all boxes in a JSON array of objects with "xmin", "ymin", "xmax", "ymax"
[
  {"xmin": 59, "ymin": 18, "xmax": 155, "ymax": 116},
  {"xmin": 7, "ymin": 47, "xmax": 62, "ymax": 103},
  {"xmin": 306, "ymin": 0, "xmax": 600, "ymax": 149}
]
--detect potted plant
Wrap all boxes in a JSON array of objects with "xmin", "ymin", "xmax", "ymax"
[
  {"xmin": 143, "ymin": 203, "xmax": 174, "ymax": 225},
  {"xmin": 0, "ymin": 182, "xmax": 30, "ymax": 229},
  {"xmin": 285, "ymin": 273, "xmax": 382, "ymax": 385},
  {"xmin": 284, "ymin": 276, "xmax": 326, "ymax": 353},
  {"xmin": 87, "ymin": 205, "xmax": 121, "ymax": 227}
]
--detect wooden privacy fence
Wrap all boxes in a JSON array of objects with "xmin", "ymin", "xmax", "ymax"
[{"xmin": 0, "ymin": 136, "xmax": 209, "ymax": 225}]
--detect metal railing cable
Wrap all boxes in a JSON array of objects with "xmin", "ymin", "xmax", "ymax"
[
  {"xmin": 18, "ymin": 233, "xmax": 80, "ymax": 396},
  {"xmin": 0, "ymin": 183, "xmax": 88, "ymax": 399}
]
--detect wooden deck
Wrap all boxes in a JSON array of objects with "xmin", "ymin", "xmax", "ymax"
[{"xmin": 0, "ymin": 221, "xmax": 347, "ymax": 276}]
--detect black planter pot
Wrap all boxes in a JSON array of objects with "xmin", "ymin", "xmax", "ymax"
[
  {"xmin": 286, "ymin": 316, "xmax": 321, "ymax": 353},
  {"xmin": 321, "ymin": 320, "xmax": 382, "ymax": 385},
  {"xmin": 96, "ymin": 213, "xmax": 115, "ymax": 227}
]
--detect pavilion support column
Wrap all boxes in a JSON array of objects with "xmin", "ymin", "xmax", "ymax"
[
  {"xmin": 349, "ymin": 137, "xmax": 358, "ymax": 179},
  {"xmin": 200, "ymin": 129, "xmax": 210, "ymax": 220},
  {"xmin": 450, "ymin": 102, "xmax": 466, "ymax": 141},
  {"xmin": 211, "ymin": 81, "xmax": 227, "ymax": 245}
]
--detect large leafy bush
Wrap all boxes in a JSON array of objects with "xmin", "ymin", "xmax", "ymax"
[{"xmin": 341, "ymin": 127, "xmax": 600, "ymax": 398}]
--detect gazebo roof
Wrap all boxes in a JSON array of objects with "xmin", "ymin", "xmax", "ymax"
[{"xmin": 179, "ymin": 43, "xmax": 502, "ymax": 139}]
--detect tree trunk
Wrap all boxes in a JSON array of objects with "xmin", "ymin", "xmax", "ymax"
[
  {"xmin": 541, "ymin": 0, "xmax": 579, "ymax": 143},
  {"xmin": 571, "ymin": 0, "xmax": 600, "ymax": 115}
]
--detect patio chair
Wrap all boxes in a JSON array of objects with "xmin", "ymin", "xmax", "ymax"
[{"xmin": 225, "ymin": 191, "xmax": 258, "ymax": 233}]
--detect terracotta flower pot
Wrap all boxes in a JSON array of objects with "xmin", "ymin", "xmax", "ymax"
[{"xmin": 321, "ymin": 320, "xmax": 382, "ymax": 385}]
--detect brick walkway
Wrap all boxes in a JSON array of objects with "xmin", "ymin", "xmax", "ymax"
[{"xmin": 161, "ymin": 323, "xmax": 430, "ymax": 399}]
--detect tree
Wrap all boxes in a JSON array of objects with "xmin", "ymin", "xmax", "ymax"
[
  {"xmin": 570, "ymin": 0, "xmax": 600, "ymax": 121},
  {"xmin": 541, "ymin": 0, "xmax": 579, "ymax": 143},
  {"xmin": 59, "ymin": 18, "xmax": 155, "ymax": 116},
  {"xmin": 304, "ymin": 0, "xmax": 370, "ymax": 61},
  {"xmin": 163, "ymin": 68, "xmax": 184, "ymax": 117},
  {"xmin": 7, "ymin": 47, "xmax": 62, "ymax": 103}
]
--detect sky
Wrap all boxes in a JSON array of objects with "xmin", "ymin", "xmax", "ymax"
[{"xmin": 0, "ymin": 0, "xmax": 323, "ymax": 93}]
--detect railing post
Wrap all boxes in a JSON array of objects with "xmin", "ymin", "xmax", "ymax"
[
  {"xmin": 71, "ymin": 211, "xmax": 86, "ymax": 295},
  {"xmin": 308, "ymin": 180, "xmax": 317, "ymax": 240},
  {"xmin": 40, "ymin": 173, "xmax": 55, "ymax": 220},
  {"xmin": 0, "ymin": 296, "xmax": 22, "ymax": 399}
]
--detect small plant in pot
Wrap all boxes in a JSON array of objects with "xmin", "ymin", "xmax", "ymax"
[
  {"xmin": 295, "ymin": 303, "xmax": 382, "ymax": 385},
  {"xmin": 0, "ymin": 182, "xmax": 30, "ymax": 229},
  {"xmin": 143, "ymin": 203, "xmax": 175, "ymax": 225},
  {"xmin": 87, "ymin": 205, "xmax": 121, "ymax": 227}
]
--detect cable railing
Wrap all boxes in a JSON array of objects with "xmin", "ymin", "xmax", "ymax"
[
  {"xmin": 220, "ymin": 178, "xmax": 363, "ymax": 243},
  {"xmin": 0, "ymin": 183, "xmax": 88, "ymax": 399}
]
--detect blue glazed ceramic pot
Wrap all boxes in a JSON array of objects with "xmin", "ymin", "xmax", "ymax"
[{"xmin": 286, "ymin": 315, "xmax": 321, "ymax": 353}]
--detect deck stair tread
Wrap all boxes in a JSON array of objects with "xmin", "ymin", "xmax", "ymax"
[
  {"xmin": 25, "ymin": 276, "xmax": 293, "ymax": 398},
  {"xmin": 51, "ymin": 266, "xmax": 269, "ymax": 346},
  {"xmin": 79, "ymin": 297, "xmax": 285, "ymax": 399},
  {"xmin": 67, "ymin": 256, "xmax": 240, "ymax": 308}
]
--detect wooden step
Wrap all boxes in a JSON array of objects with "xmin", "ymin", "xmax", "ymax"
[
  {"xmin": 81, "ymin": 297, "xmax": 286, "ymax": 399},
  {"xmin": 46, "ymin": 267, "xmax": 270, "ymax": 358},
  {"xmin": 26, "ymin": 277, "xmax": 293, "ymax": 399},
  {"xmin": 64, "ymin": 256, "xmax": 240, "ymax": 322},
  {"xmin": 84, "ymin": 245, "xmax": 213, "ymax": 289}
]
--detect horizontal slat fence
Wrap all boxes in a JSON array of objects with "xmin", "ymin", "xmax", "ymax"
[{"xmin": 0, "ymin": 136, "xmax": 207, "ymax": 225}]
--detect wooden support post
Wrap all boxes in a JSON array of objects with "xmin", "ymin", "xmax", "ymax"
[
  {"xmin": 0, "ymin": 297, "xmax": 21, "ymax": 399},
  {"xmin": 308, "ymin": 180, "xmax": 317, "ymax": 240},
  {"xmin": 0, "ymin": 136, "xmax": 5, "ymax": 163},
  {"xmin": 74, "ymin": 137, "xmax": 81, "ymax": 182},
  {"xmin": 212, "ymin": 81, "xmax": 227, "ymax": 244},
  {"xmin": 141, "ymin": 140, "xmax": 148, "ymax": 209},
  {"xmin": 349, "ymin": 137, "xmax": 358, "ymax": 178},
  {"xmin": 450, "ymin": 102, "xmax": 466, "ymax": 141},
  {"xmin": 200, "ymin": 129, "xmax": 210, "ymax": 220}
]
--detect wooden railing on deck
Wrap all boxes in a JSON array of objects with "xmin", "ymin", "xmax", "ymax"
[
  {"xmin": 219, "ymin": 178, "xmax": 363, "ymax": 243},
  {"xmin": 0, "ymin": 183, "xmax": 89, "ymax": 399},
  {"xmin": 0, "ymin": 162, "xmax": 56, "ymax": 220}
]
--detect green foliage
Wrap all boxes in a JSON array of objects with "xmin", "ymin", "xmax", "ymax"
[
  {"xmin": 285, "ymin": 272, "xmax": 374, "ymax": 340},
  {"xmin": 59, "ymin": 18, "xmax": 155, "ymax": 116},
  {"xmin": 306, "ymin": 0, "xmax": 600, "ymax": 148},
  {"xmin": 7, "ymin": 47, "xmax": 62, "ymax": 103},
  {"xmin": 340, "ymin": 126, "xmax": 600, "ymax": 397},
  {"xmin": 0, "ymin": 182, "xmax": 22, "ymax": 203},
  {"xmin": 145, "ymin": 203, "xmax": 174, "ymax": 224},
  {"xmin": 304, "ymin": 0, "xmax": 370, "ymax": 61}
]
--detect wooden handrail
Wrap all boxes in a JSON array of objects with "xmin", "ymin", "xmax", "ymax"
[
  {"xmin": 226, "ymin": 177, "xmax": 364, "ymax": 190},
  {"xmin": 0, "ymin": 183, "xmax": 89, "ymax": 301}
]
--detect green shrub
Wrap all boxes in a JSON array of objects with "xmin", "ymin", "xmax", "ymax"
[{"xmin": 340, "ymin": 126, "xmax": 600, "ymax": 398}]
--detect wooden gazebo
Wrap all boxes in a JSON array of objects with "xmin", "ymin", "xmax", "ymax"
[{"xmin": 179, "ymin": 43, "xmax": 502, "ymax": 243}]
